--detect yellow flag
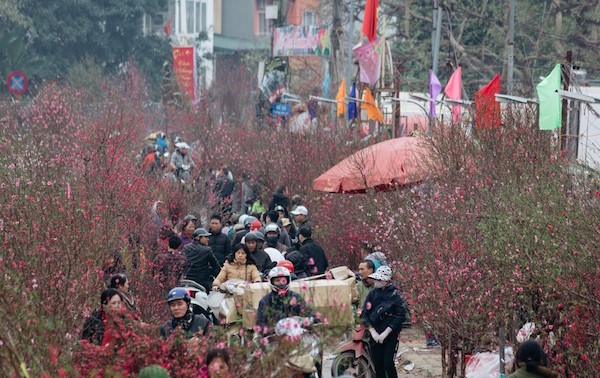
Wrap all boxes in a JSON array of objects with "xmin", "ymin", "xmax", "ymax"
[
  {"xmin": 362, "ymin": 88, "xmax": 383, "ymax": 122},
  {"xmin": 336, "ymin": 79, "xmax": 347, "ymax": 116}
]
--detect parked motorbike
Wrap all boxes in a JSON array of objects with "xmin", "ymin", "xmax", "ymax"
[
  {"xmin": 208, "ymin": 279, "xmax": 248, "ymax": 345},
  {"xmin": 178, "ymin": 279, "xmax": 217, "ymax": 324},
  {"xmin": 330, "ymin": 323, "xmax": 375, "ymax": 378}
]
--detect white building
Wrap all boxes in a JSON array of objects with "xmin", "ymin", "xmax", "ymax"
[{"xmin": 142, "ymin": 0, "xmax": 215, "ymax": 90}]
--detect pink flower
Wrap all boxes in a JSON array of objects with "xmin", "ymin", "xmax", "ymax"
[{"xmin": 289, "ymin": 297, "xmax": 297, "ymax": 306}]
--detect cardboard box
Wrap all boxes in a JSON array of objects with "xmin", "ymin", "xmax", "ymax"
[{"xmin": 240, "ymin": 279, "xmax": 354, "ymax": 328}]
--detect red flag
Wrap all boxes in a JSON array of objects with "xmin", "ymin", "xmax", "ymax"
[
  {"xmin": 163, "ymin": 17, "xmax": 172, "ymax": 36},
  {"xmin": 444, "ymin": 66, "xmax": 462, "ymax": 123},
  {"xmin": 474, "ymin": 74, "xmax": 501, "ymax": 129},
  {"xmin": 362, "ymin": 0, "xmax": 379, "ymax": 42}
]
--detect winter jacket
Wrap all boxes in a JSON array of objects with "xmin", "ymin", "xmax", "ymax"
[
  {"xmin": 212, "ymin": 261, "xmax": 262, "ymax": 286},
  {"xmin": 250, "ymin": 248, "xmax": 275, "ymax": 274},
  {"xmin": 277, "ymin": 226, "xmax": 292, "ymax": 248},
  {"xmin": 362, "ymin": 284, "xmax": 406, "ymax": 334},
  {"xmin": 170, "ymin": 149, "xmax": 194, "ymax": 171},
  {"xmin": 182, "ymin": 242, "xmax": 220, "ymax": 291},
  {"xmin": 356, "ymin": 280, "xmax": 375, "ymax": 308},
  {"xmin": 208, "ymin": 230, "xmax": 232, "ymax": 266},
  {"xmin": 160, "ymin": 313, "xmax": 211, "ymax": 338},
  {"xmin": 179, "ymin": 232, "xmax": 194, "ymax": 247},
  {"xmin": 268, "ymin": 192, "xmax": 290, "ymax": 214},
  {"xmin": 284, "ymin": 250, "xmax": 308, "ymax": 277},
  {"xmin": 232, "ymin": 229, "xmax": 248, "ymax": 245},
  {"xmin": 299, "ymin": 238, "xmax": 328, "ymax": 276},
  {"xmin": 507, "ymin": 366, "xmax": 558, "ymax": 378},
  {"xmin": 256, "ymin": 290, "xmax": 315, "ymax": 330},
  {"xmin": 81, "ymin": 310, "xmax": 105, "ymax": 345},
  {"xmin": 215, "ymin": 176, "xmax": 235, "ymax": 199}
]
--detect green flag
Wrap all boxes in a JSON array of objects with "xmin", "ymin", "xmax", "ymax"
[{"xmin": 536, "ymin": 64, "xmax": 562, "ymax": 130}]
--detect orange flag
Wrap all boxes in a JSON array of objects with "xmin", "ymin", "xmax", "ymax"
[
  {"xmin": 336, "ymin": 79, "xmax": 347, "ymax": 117},
  {"xmin": 474, "ymin": 74, "xmax": 501, "ymax": 129},
  {"xmin": 362, "ymin": 88, "xmax": 383, "ymax": 123},
  {"xmin": 362, "ymin": 0, "xmax": 379, "ymax": 42}
]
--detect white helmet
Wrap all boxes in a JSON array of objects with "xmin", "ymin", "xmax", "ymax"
[
  {"xmin": 238, "ymin": 214, "xmax": 249, "ymax": 225},
  {"xmin": 264, "ymin": 222, "xmax": 281, "ymax": 234},
  {"xmin": 268, "ymin": 266, "xmax": 291, "ymax": 295}
]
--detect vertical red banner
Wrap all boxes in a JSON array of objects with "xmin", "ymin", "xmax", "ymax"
[{"xmin": 172, "ymin": 46, "xmax": 197, "ymax": 100}]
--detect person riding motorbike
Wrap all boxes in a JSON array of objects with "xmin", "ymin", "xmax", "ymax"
[
  {"xmin": 264, "ymin": 222, "xmax": 288, "ymax": 253},
  {"xmin": 211, "ymin": 243, "xmax": 261, "ymax": 290},
  {"xmin": 256, "ymin": 267, "xmax": 315, "ymax": 333},
  {"xmin": 160, "ymin": 287, "xmax": 211, "ymax": 338},
  {"xmin": 170, "ymin": 142, "xmax": 194, "ymax": 182}
]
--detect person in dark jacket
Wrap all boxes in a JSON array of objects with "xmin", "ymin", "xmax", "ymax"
[
  {"xmin": 244, "ymin": 232, "xmax": 275, "ymax": 274},
  {"xmin": 179, "ymin": 214, "xmax": 197, "ymax": 247},
  {"xmin": 182, "ymin": 228, "xmax": 221, "ymax": 291},
  {"xmin": 284, "ymin": 250, "xmax": 309, "ymax": 279},
  {"xmin": 153, "ymin": 234, "xmax": 187, "ymax": 287},
  {"xmin": 268, "ymin": 186, "xmax": 290, "ymax": 214},
  {"xmin": 160, "ymin": 287, "xmax": 211, "ymax": 338},
  {"xmin": 265, "ymin": 210, "xmax": 291, "ymax": 248},
  {"xmin": 298, "ymin": 227, "xmax": 328, "ymax": 276},
  {"xmin": 208, "ymin": 214, "xmax": 231, "ymax": 266},
  {"xmin": 81, "ymin": 289, "xmax": 124, "ymax": 345},
  {"xmin": 362, "ymin": 266, "xmax": 406, "ymax": 378},
  {"xmin": 256, "ymin": 267, "xmax": 314, "ymax": 332}
]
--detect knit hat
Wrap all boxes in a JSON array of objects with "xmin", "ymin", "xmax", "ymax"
[{"xmin": 138, "ymin": 365, "xmax": 170, "ymax": 378}]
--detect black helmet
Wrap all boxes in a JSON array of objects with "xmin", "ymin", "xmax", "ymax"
[
  {"xmin": 244, "ymin": 232, "xmax": 258, "ymax": 243},
  {"xmin": 193, "ymin": 228, "xmax": 211, "ymax": 238}
]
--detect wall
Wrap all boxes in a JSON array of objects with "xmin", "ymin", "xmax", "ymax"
[{"xmin": 221, "ymin": 0, "xmax": 255, "ymax": 39}]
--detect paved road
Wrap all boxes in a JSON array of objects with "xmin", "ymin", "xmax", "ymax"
[{"xmin": 322, "ymin": 326, "xmax": 443, "ymax": 377}]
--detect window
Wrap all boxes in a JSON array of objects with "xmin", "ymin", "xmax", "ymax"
[
  {"xmin": 302, "ymin": 10, "xmax": 316, "ymax": 27},
  {"xmin": 186, "ymin": 0, "xmax": 195, "ymax": 34},
  {"xmin": 256, "ymin": 0, "xmax": 272, "ymax": 36}
]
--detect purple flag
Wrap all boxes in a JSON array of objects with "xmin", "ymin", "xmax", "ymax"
[
  {"xmin": 353, "ymin": 39, "xmax": 381, "ymax": 85},
  {"xmin": 429, "ymin": 69, "xmax": 442, "ymax": 118}
]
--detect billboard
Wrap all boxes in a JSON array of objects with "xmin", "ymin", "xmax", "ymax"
[{"xmin": 273, "ymin": 25, "xmax": 330, "ymax": 57}]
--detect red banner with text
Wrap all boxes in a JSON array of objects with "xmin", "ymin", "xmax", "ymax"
[{"xmin": 172, "ymin": 46, "xmax": 197, "ymax": 101}]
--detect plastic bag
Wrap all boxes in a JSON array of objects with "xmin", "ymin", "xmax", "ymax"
[{"xmin": 465, "ymin": 347, "xmax": 514, "ymax": 378}]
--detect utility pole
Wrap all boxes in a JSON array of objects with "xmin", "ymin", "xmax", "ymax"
[
  {"xmin": 346, "ymin": 0, "xmax": 355, "ymax": 84},
  {"xmin": 431, "ymin": 0, "xmax": 442, "ymax": 75},
  {"xmin": 561, "ymin": 50, "xmax": 572, "ymax": 154},
  {"xmin": 507, "ymin": 0, "xmax": 516, "ymax": 94}
]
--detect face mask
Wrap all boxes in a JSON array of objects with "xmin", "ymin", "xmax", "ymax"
[
  {"xmin": 266, "ymin": 236, "xmax": 278, "ymax": 246},
  {"xmin": 373, "ymin": 280, "xmax": 387, "ymax": 289}
]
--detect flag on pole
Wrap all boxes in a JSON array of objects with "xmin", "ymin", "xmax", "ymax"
[
  {"xmin": 362, "ymin": 88, "xmax": 384, "ymax": 123},
  {"xmin": 444, "ymin": 66, "xmax": 462, "ymax": 123},
  {"xmin": 474, "ymin": 74, "xmax": 501, "ymax": 129},
  {"xmin": 429, "ymin": 69, "xmax": 442, "ymax": 118},
  {"xmin": 336, "ymin": 79, "xmax": 347, "ymax": 117},
  {"xmin": 348, "ymin": 83, "xmax": 358, "ymax": 120},
  {"xmin": 353, "ymin": 39, "xmax": 381, "ymax": 85},
  {"xmin": 536, "ymin": 64, "xmax": 562, "ymax": 130},
  {"xmin": 362, "ymin": 0, "xmax": 379, "ymax": 42}
]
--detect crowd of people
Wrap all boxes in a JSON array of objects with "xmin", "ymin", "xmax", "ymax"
[{"xmin": 82, "ymin": 134, "xmax": 558, "ymax": 378}]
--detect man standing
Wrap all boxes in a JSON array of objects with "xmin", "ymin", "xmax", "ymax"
[
  {"xmin": 182, "ymin": 228, "xmax": 220, "ymax": 291},
  {"xmin": 290, "ymin": 205, "xmax": 313, "ymax": 231},
  {"xmin": 208, "ymin": 214, "xmax": 231, "ymax": 266},
  {"xmin": 356, "ymin": 259, "xmax": 376, "ymax": 308},
  {"xmin": 298, "ymin": 227, "xmax": 328, "ymax": 276}
]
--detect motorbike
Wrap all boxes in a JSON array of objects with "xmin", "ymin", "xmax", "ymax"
[
  {"xmin": 207, "ymin": 279, "xmax": 247, "ymax": 345},
  {"xmin": 330, "ymin": 323, "xmax": 376, "ymax": 378},
  {"xmin": 178, "ymin": 279, "xmax": 218, "ymax": 324},
  {"xmin": 248, "ymin": 316, "xmax": 323, "ymax": 378}
]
